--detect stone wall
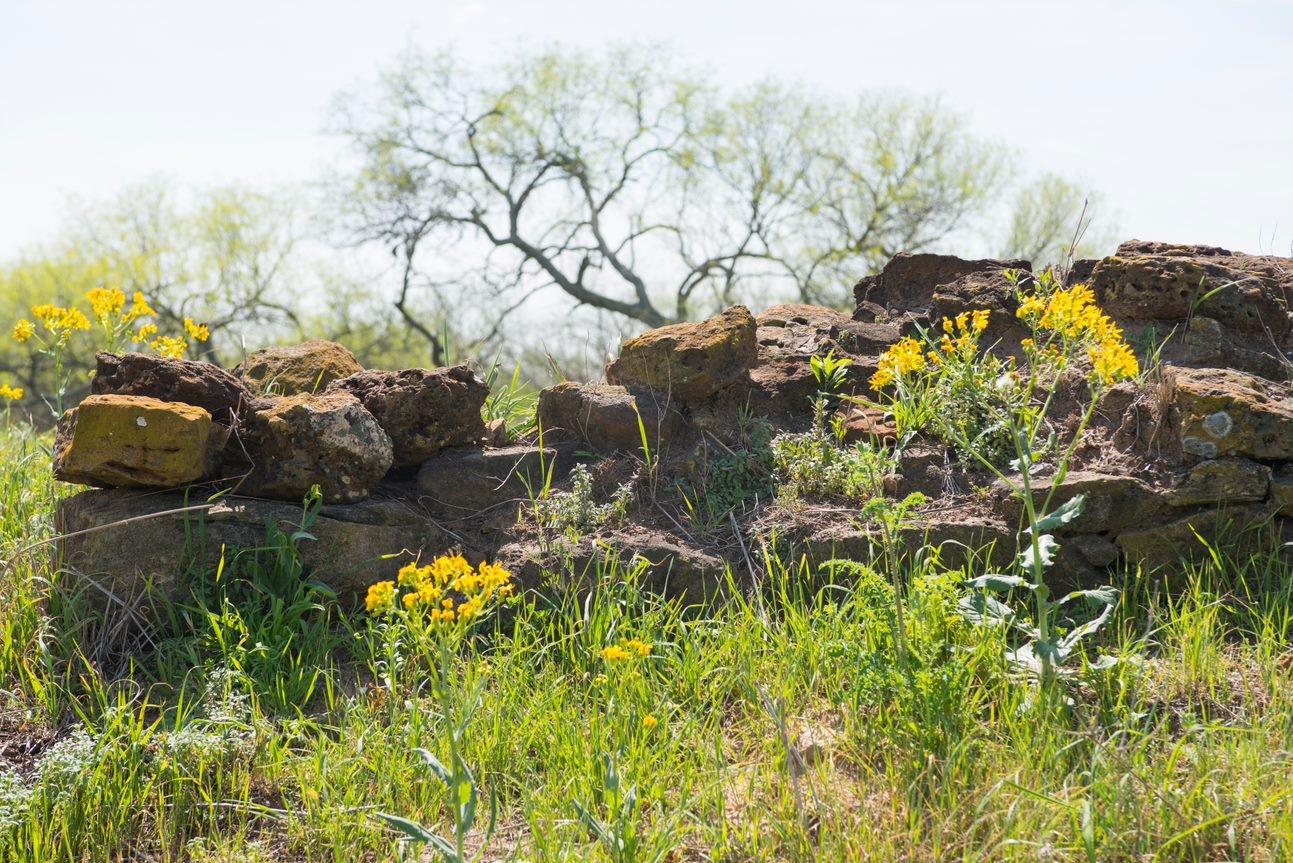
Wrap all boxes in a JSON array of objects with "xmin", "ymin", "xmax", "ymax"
[{"xmin": 55, "ymin": 240, "xmax": 1293, "ymax": 612}]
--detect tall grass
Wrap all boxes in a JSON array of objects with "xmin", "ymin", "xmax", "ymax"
[{"xmin": 1, "ymin": 420, "xmax": 1292, "ymax": 860}]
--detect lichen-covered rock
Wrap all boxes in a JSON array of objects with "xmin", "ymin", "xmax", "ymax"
[
  {"xmin": 1116, "ymin": 504, "xmax": 1278, "ymax": 573},
  {"xmin": 1090, "ymin": 241, "xmax": 1293, "ymax": 338},
  {"xmin": 235, "ymin": 340, "xmax": 364, "ymax": 396},
  {"xmin": 852, "ymin": 253, "xmax": 1030, "ymax": 317},
  {"xmin": 744, "ymin": 304, "xmax": 896, "ymax": 417},
  {"xmin": 229, "ymin": 391, "xmax": 392, "ymax": 503},
  {"xmin": 1172, "ymin": 367, "xmax": 1293, "ymax": 460},
  {"xmin": 416, "ymin": 445, "xmax": 563, "ymax": 519},
  {"xmin": 56, "ymin": 488, "xmax": 448, "ymax": 611},
  {"xmin": 92, "ymin": 351, "xmax": 252, "ymax": 424},
  {"xmin": 328, "ymin": 366, "xmax": 488, "ymax": 468},
  {"xmin": 54, "ymin": 395, "xmax": 220, "ymax": 488},
  {"xmin": 1166, "ymin": 458, "xmax": 1270, "ymax": 507},
  {"xmin": 995, "ymin": 471, "xmax": 1166, "ymax": 535},
  {"xmin": 605, "ymin": 306, "xmax": 757, "ymax": 403},
  {"xmin": 536, "ymin": 381, "xmax": 681, "ymax": 453}
]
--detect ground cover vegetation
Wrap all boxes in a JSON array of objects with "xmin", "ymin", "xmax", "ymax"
[{"xmin": 2, "ymin": 267, "xmax": 1293, "ymax": 861}]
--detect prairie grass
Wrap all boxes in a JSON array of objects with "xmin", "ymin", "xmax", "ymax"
[{"xmin": 1, "ymin": 420, "xmax": 1292, "ymax": 861}]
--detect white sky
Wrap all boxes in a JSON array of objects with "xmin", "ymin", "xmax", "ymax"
[{"xmin": 2, "ymin": 0, "xmax": 1291, "ymax": 262}]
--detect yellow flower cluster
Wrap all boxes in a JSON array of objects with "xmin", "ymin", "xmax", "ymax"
[
  {"xmin": 22, "ymin": 304, "xmax": 91, "ymax": 341},
  {"xmin": 87, "ymin": 287, "xmax": 127, "ymax": 322},
  {"xmin": 937, "ymin": 309, "xmax": 991, "ymax": 357},
  {"xmin": 0, "ymin": 383, "xmax": 23, "ymax": 401},
  {"xmin": 1016, "ymin": 283, "xmax": 1138, "ymax": 385},
  {"xmin": 366, "ymin": 554, "xmax": 513, "ymax": 626},
  {"xmin": 599, "ymin": 637, "xmax": 653, "ymax": 662},
  {"xmin": 149, "ymin": 335, "xmax": 189, "ymax": 359},
  {"xmin": 870, "ymin": 336, "xmax": 927, "ymax": 391}
]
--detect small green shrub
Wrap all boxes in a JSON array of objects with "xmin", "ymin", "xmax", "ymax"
[
  {"xmin": 771, "ymin": 431, "xmax": 895, "ymax": 501},
  {"xmin": 535, "ymin": 464, "xmax": 633, "ymax": 540}
]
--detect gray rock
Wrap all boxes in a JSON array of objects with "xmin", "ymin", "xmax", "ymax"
[
  {"xmin": 228, "ymin": 391, "xmax": 392, "ymax": 503},
  {"xmin": 56, "ymin": 488, "xmax": 448, "ymax": 611}
]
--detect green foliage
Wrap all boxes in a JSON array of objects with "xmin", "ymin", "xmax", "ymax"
[
  {"xmin": 770, "ymin": 429, "xmax": 895, "ymax": 501},
  {"xmin": 534, "ymin": 464, "xmax": 633, "ymax": 541},
  {"xmin": 5, "ymin": 419, "xmax": 1293, "ymax": 860},
  {"xmin": 675, "ymin": 414, "xmax": 774, "ymax": 531}
]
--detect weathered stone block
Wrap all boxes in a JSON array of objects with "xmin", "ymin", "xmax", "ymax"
[
  {"xmin": 606, "ymin": 306, "xmax": 757, "ymax": 403},
  {"xmin": 235, "ymin": 340, "xmax": 363, "ymax": 396},
  {"xmin": 55, "ymin": 395, "xmax": 220, "ymax": 488},
  {"xmin": 229, "ymin": 391, "xmax": 392, "ymax": 503},
  {"xmin": 329, "ymin": 366, "xmax": 488, "ymax": 468}
]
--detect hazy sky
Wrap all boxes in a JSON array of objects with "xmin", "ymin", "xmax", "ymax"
[{"xmin": 2, "ymin": 0, "xmax": 1291, "ymax": 262}]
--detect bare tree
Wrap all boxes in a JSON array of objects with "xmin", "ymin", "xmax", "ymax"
[{"xmin": 334, "ymin": 46, "xmax": 1017, "ymax": 334}]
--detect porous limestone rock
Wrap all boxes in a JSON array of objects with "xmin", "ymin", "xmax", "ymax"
[
  {"xmin": 1172, "ymin": 367, "xmax": 1293, "ymax": 460},
  {"xmin": 235, "ymin": 340, "xmax": 364, "ymax": 396},
  {"xmin": 328, "ymin": 366, "xmax": 488, "ymax": 468},
  {"xmin": 852, "ymin": 252, "xmax": 1030, "ymax": 318},
  {"xmin": 228, "ymin": 391, "xmax": 392, "ymax": 503},
  {"xmin": 994, "ymin": 471, "xmax": 1166, "ymax": 535},
  {"xmin": 54, "ymin": 395, "xmax": 221, "ymax": 488},
  {"xmin": 1090, "ymin": 241, "xmax": 1293, "ymax": 339},
  {"xmin": 93, "ymin": 352, "xmax": 252, "ymax": 424},
  {"xmin": 56, "ymin": 488, "xmax": 447, "ymax": 609},
  {"xmin": 745, "ymin": 304, "xmax": 896, "ymax": 417},
  {"xmin": 605, "ymin": 306, "xmax": 757, "ymax": 403}
]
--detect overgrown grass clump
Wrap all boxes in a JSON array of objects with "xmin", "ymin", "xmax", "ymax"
[{"xmin": 3, "ymin": 416, "xmax": 1293, "ymax": 861}]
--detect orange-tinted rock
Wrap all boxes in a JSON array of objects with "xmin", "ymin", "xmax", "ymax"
[
  {"xmin": 54, "ymin": 395, "xmax": 220, "ymax": 488},
  {"xmin": 606, "ymin": 306, "xmax": 757, "ymax": 403},
  {"xmin": 235, "ymin": 340, "xmax": 363, "ymax": 396}
]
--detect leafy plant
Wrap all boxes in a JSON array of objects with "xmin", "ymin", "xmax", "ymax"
[
  {"xmin": 365, "ymin": 555, "xmax": 514, "ymax": 861},
  {"xmin": 770, "ymin": 430, "xmax": 895, "ymax": 501},
  {"xmin": 869, "ymin": 270, "xmax": 1138, "ymax": 686},
  {"xmin": 535, "ymin": 464, "xmax": 633, "ymax": 542}
]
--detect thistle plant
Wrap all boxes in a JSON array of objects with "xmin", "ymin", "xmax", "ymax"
[
  {"xmin": 868, "ymin": 271, "xmax": 1139, "ymax": 686},
  {"xmin": 366, "ymin": 555, "xmax": 513, "ymax": 862}
]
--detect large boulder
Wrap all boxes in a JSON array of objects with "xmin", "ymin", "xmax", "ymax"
[
  {"xmin": 228, "ymin": 391, "xmax": 393, "ymax": 503},
  {"xmin": 536, "ymin": 381, "xmax": 682, "ymax": 453},
  {"xmin": 328, "ymin": 366, "xmax": 488, "ymax": 468},
  {"xmin": 1172, "ymin": 367, "xmax": 1293, "ymax": 460},
  {"xmin": 56, "ymin": 489, "xmax": 448, "ymax": 610},
  {"xmin": 235, "ymin": 340, "xmax": 364, "ymax": 396},
  {"xmin": 54, "ymin": 395, "xmax": 221, "ymax": 488},
  {"xmin": 605, "ymin": 306, "xmax": 757, "ymax": 404},
  {"xmin": 852, "ymin": 253, "xmax": 1030, "ymax": 318},
  {"xmin": 92, "ymin": 352, "xmax": 252, "ymax": 424}
]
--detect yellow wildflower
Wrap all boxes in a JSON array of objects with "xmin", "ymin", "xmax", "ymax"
[
  {"xmin": 87, "ymin": 287, "xmax": 126, "ymax": 322},
  {"xmin": 133, "ymin": 323, "xmax": 159, "ymax": 343},
  {"xmin": 151, "ymin": 335, "xmax": 188, "ymax": 359},
  {"xmin": 1089, "ymin": 338, "xmax": 1139, "ymax": 385},
  {"xmin": 624, "ymin": 638, "xmax": 653, "ymax": 657},
  {"xmin": 870, "ymin": 336, "xmax": 926, "ymax": 391},
  {"xmin": 184, "ymin": 318, "xmax": 210, "ymax": 342},
  {"xmin": 600, "ymin": 644, "xmax": 632, "ymax": 662},
  {"xmin": 642, "ymin": 714, "xmax": 659, "ymax": 730},
  {"xmin": 0, "ymin": 384, "xmax": 23, "ymax": 401},
  {"xmin": 13, "ymin": 320, "xmax": 34, "ymax": 343},
  {"xmin": 123, "ymin": 292, "xmax": 157, "ymax": 323},
  {"xmin": 365, "ymin": 580, "xmax": 396, "ymax": 614}
]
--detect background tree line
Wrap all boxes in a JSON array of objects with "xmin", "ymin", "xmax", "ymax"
[{"xmin": 0, "ymin": 45, "xmax": 1110, "ymax": 406}]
